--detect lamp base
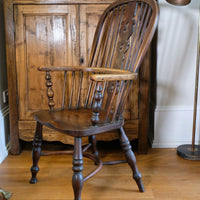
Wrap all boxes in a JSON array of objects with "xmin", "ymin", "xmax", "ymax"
[
  {"xmin": 177, "ymin": 144, "xmax": 200, "ymax": 160},
  {"xmin": 166, "ymin": 0, "xmax": 191, "ymax": 6}
]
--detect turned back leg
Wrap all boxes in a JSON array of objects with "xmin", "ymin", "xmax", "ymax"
[
  {"xmin": 89, "ymin": 135, "xmax": 99, "ymax": 157},
  {"xmin": 72, "ymin": 137, "xmax": 84, "ymax": 200},
  {"xmin": 30, "ymin": 122, "xmax": 43, "ymax": 184},
  {"xmin": 119, "ymin": 127, "xmax": 145, "ymax": 192}
]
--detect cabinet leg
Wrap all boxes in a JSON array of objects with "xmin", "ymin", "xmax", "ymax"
[
  {"xmin": 30, "ymin": 122, "xmax": 43, "ymax": 184},
  {"xmin": 72, "ymin": 137, "xmax": 84, "ymax": 200},
  {"xmin": 119, "ymin": 127, "xmax": 145, "ymax": 192}
]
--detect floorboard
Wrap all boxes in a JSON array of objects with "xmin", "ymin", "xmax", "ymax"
[{"xmin": 0, "ymin": 143, "xmax": 200, "ymax": 200}]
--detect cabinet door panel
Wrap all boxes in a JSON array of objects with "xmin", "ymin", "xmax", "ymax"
[
  {"xmin": 80, "ymin": 4, "xmax": 108, "ymax": 67},
  {"xmin": 15, "ymin": 5, "xmax": 78, "ymax": 120}
]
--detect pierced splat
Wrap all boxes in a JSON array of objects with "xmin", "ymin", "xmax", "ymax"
[
  {"xmin": 106, "ymin": 81, "xmax": 120, "ymax": 95},
  {"xmin": 113, "ymin": 2, "xmax": 139, "ymax": 69}
]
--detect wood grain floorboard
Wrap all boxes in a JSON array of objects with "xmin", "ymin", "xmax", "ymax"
[{"xmin": 0, "ymin": 146, "xmax": 200, "ymax": 200}]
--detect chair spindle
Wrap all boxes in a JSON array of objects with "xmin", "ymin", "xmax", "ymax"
[
  {"xmin": 45, "ymin": 71, "xmax": 55, "ymax": 111},
  {"xmin": 69, "ymin": 71, "xmax": 75, "ymax": 108},
  {"xmin": 76, "ymin": 71, "xmax": 83, "ymax": 108},
  {"xmin": 61, "ymin": 71, "xmax": 67, "ymax": 109},
  {"xmin": 91, "ymin": 81, "xmax": 103, "ymax": 126}
]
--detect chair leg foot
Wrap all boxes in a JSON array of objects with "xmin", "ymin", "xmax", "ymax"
[
  {"xmin": 72, "ymin": 137, "xmax": 84, "ymax": 200},
  {"xmin": 30, "ymin": 165, "xmax": 39, "ymax": 184},
  {"xmin": 119, "ymin": 127, "xmax": 145, "ymax": 192},
  {"xmin": 30, "ymin": 122, "xmax": 43, "ymax": 184},
  {"xmin": 133, "ymin": 172, "xmax": 145, "ymax": 192}
]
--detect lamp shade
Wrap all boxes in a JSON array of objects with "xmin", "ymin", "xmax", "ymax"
[{"xmin": 166, "ymin": 0, "xmax": 191, "ymax": 6}]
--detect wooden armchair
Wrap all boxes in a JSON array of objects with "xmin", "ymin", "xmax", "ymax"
[{"xmin": 29, "ymin": 0, "xmax": 158, "ymax": 199}]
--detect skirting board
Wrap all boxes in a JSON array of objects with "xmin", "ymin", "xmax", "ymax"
[
  {"xmin": 0, "ymin": 106, "xmax": 9, "ymax": 164},
  {"xmin": 153, "ymin": 106, "xmax": 200, "ymax": 148},
  {"xmin": 0, "ymin": 145, "xmax": 8, "ymax": 165}
]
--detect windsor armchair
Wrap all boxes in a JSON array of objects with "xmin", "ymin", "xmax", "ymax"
[{"xmin": 29, "ymin": 0, "xmax": 158, "ymax": 199}]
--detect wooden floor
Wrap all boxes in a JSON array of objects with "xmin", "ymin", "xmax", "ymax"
[{"xmin": 0, "ymin": 143, "xmax": 200, "ymax": 200}]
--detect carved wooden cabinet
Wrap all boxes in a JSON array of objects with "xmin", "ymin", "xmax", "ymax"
[{"xmin": 4, "ymin": 0, "xmax": 156, "ymax": 154}]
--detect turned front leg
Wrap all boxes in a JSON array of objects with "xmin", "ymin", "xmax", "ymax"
[
  {"xmin": 119, "ymin": 127, "xmax": 144, "ymax": 192},
  {"xmin": 30, "ymin": 122, "xmax": 43, "ymax": 184},
  {"xmin": 72, "ymin": 137, "xmax": 84, "ymax": 200}
]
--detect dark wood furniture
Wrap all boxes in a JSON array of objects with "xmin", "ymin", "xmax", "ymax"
[
  {"xmin": 29, "ymin": 1, "xmax": 158, "ymax": 199},
  {"xmin": 3, "ymin": 0, "xmax": 157, "ymax": 155}
]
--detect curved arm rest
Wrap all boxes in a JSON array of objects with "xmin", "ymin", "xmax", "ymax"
[
  {"xmin": 90, "ymin": 73, "xmax": 137, "ymax": 82},
  {"xmin": 38, "ymin": 66, "xmax": 85, "ymax": 72},
  {"xmin": 38, "ymin": 66, "xmax": 135, "ymax": 75}
]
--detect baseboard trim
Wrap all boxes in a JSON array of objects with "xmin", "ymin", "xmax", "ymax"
[
  {"xmin": 155, "ymin": 106, "xmax": 195, "ymax": 112},
  {"xmin": 0, "ymin": 145, "xmax": 8, "ymax": 165},
  {"xmin": 152, "ymin": 139, "xmax": 199, "ymax": 148},
  {"xmin": 153, "ymin": 106, "xmax": 200, "ymax": 148},
  {"xmin": 0, "ymin": 106, "xmax": 9, "ymax": 117},
  {"xmin": 6, "ymin": 141, "xmax": 11, "ymax": 153}
]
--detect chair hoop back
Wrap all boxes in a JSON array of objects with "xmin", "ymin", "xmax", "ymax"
[{"xmin": 89, "ymin": 0, "xmax": 158, "ymax": 73}]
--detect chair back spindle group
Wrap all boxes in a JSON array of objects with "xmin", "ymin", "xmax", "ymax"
[{"xmin": 42, "ymin": 0, "xmax": 158, "ymax": 124}]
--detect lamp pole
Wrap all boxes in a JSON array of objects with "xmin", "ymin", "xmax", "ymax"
[
  {"xmin": 177, "ymin": 6, "xmax": 200, "ymax": 160},
  {"xmin": 166, "ymin": 0, "xmax": 200, "ymax": 160}
]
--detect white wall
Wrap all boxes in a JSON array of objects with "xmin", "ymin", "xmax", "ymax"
[{"xmin": 153, "ymin": 0, "xmax": 200, "ymax": 147}]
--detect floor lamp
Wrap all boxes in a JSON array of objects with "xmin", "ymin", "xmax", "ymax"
[{"xmin": 166, "ymin": 0, "xmax": 200, "ymax": 160}]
